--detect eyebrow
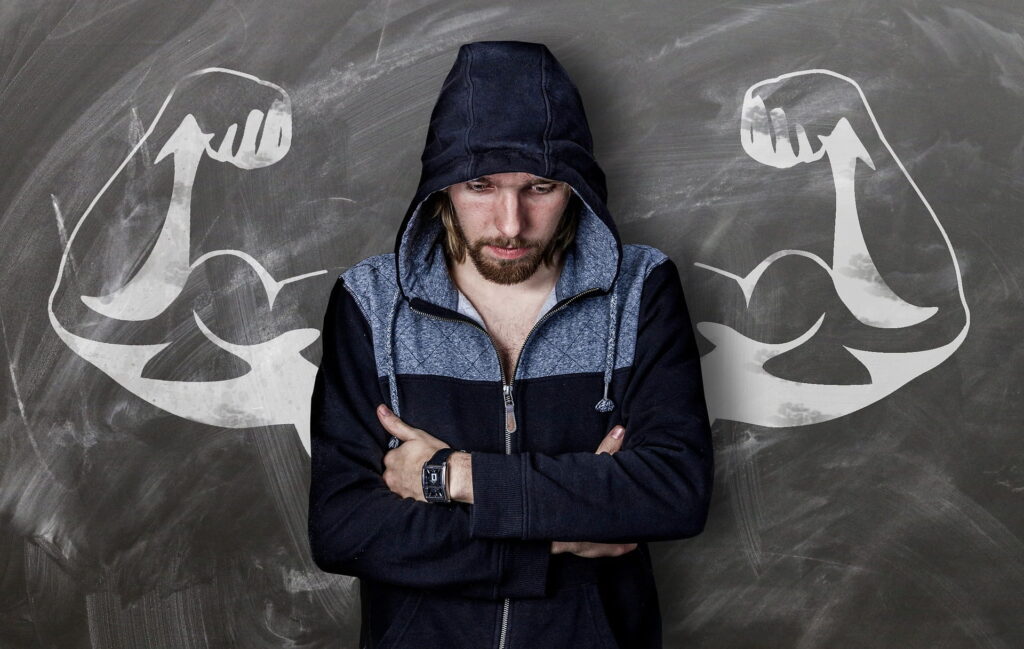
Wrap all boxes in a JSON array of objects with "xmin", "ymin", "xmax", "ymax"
[{"xmin": 471, "ymin": 175, "xmax": 559, "ymax": 185}]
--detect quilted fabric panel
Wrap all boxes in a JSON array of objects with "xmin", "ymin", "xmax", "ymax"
[
  {"xmin": 341, "ymin": 244, "xmax": 668, "ymax": 383},
  {"xmin": 341, "ymin": 254, "xmax": 498, "ymax": 382},
  {"xmin": 391, "ymin": 305, "xmax": 500, "ymax": 380},
  {"xmin": 516, "ymin": 244, "xmax": 667, "ymax": 380}
]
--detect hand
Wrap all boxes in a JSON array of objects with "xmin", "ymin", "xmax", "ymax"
[
  {"xmin": 594, "ymin": 423, "xmax": 626, "ymax": 455},
  {"xmin": 376, "ymin": 404, "xmax": 450, "ymax": 502},
  {"xmin": 550, "ymin": 424, "xmax": 639, "ymax": 558},
  {"xmin": 551, "ymin": 540, "xmax": 638, "ymax": 557}
]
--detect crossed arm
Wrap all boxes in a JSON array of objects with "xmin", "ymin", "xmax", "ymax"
[
  {"xmin": 307, "ymin": 260, "xmax": 713, "ymax": 599},
  {"xmin": 372, "ymin": 401, "xmax": 637, "ymax": 558}
]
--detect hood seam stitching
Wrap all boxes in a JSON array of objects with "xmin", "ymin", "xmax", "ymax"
[
  {"xmin": 541, "ymin": 49, "xmax": 552, "ymax": 177},
  {"xmin": 463, "ymin": 46, "xmax": 476, "ymax": 178}
]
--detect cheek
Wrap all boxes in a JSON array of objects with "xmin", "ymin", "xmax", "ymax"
[
  {"xmin": 534, "ymin": 204, "xmax": 566, "ymax": 235},
  {"xmin": 450, "ymin": 198, "xmax": 494, "ymax": 225},
  {"xmin": 458, "ymin": 218, "xmax": 487, "ymax": 241}
]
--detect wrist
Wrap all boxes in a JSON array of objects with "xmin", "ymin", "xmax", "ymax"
[{"xmin": 448, "ymin": 451, "xmax": 473, "ymax": 503}]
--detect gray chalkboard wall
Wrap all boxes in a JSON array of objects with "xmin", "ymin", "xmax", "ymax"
[{"xmin": 2, "ymin": 0, "xmax": 1021, "ymax": 647}]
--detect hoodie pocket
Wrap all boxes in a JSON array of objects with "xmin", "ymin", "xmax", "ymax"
[
  {"xmin": 508, "ymin": 583, "xmax": 621, "ymax": 649},
  {"xmin": 582, "ymin": 583, "xmax": 622, "ymax": 649},
  {"xmin": 374, "ymin": 591, "xmax": 422, "ymax": 649},
  {"xmin": 375, "ymin": 589, "xmax": 499, "ymax": 649}
]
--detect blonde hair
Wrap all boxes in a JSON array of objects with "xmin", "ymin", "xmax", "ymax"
[{"xmin": 433, "ymin": 186, "xmax": 582, "ymax": 266}]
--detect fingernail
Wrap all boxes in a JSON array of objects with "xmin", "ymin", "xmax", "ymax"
[
  {"xmin": 378, "ymin": 404, "xmax": 391, "ymax": 417},
  {"xmin": 611, "ymin": 426, "xmax": 624, "ymax": 440}
]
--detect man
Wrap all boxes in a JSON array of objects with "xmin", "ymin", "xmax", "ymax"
[{"xmin": 308, "ymin": 40, "xmax": 713, "ymax": 649}]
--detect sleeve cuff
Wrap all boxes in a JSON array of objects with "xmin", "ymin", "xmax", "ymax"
[{"xmin": 470, "ymin": 452, "xmax": 527, "ymax": 539}]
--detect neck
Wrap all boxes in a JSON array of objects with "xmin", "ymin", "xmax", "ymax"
[{"xmin": 448, "ymin": 251, "xmax": 562, "ymax": 304}]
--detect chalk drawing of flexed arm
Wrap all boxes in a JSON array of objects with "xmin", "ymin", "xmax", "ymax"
[
  {"xmin": 48, "ymin": 68, "xmax": 324, "ymax": 454},
  {"xmin": 695, "ymin": 70, "xmax": 970, "ymax": 428}
]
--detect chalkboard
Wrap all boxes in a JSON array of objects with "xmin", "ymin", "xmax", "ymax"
[{"xmin": 2, "ymin": 1, "xmax": 1021, "ymax": 647}]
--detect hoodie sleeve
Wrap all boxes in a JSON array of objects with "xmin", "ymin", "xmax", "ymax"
[
  {"xmin": 308, "ymin": 277, "xmax": 552, "ymax": 599},
  {"xmin": 469, "ymin": 257, "xmax": 714, "ymax": 543}
]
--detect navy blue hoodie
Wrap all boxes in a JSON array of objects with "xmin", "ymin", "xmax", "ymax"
[{"xmin": 308, "ymin": 40, "xmax": 714, "ymax": 649}]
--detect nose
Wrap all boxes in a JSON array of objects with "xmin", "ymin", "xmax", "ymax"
[{"xmin": 494, "ymin": 189, "xmax": 527, "ymax": 240}]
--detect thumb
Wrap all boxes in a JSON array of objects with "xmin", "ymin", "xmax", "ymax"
[
  {"xmin": 377, "ymin": 404, "xmax": 414, "ymax": 440},
  {"xmin": 595, "ymin": 425, "xmax": 626, "ymax": 455}
]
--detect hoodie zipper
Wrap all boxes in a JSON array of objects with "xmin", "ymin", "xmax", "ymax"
[
  {"xmin": 408, "ymin": 286, "xmax": 600, "ymax": 443},
  {"xmin": 497, "ymin": 287, "xmax": 601, "ymax": 447},
  {"xmin": 408, "ymin": 286, "xmax": 601, "ymax": 649}
]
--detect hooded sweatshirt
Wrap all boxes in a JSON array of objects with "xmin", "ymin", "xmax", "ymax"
[{"xmin": 308, "ymin": 40, "xmax": 714, "ymax": 649}]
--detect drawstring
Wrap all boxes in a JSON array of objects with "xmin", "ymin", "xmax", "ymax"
[
  {"xmin": 594, "ymin": 285, "xmax": 618, "ymax": 413},
  {"xmin": 385, "ymin": 286, "xmax": 402, "ymax": 449}
]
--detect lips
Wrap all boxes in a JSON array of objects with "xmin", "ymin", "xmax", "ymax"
[{"xmin": 487, "ymin": 245, "xmax": 529, "ymax": 259}]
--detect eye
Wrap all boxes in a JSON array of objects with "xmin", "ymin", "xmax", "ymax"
[
  {"xmin": 531, "ymin": 184, "xmax": 557, "ymax": 194},
  {"xmin": 466, "ymin": 181, "xmax": 489, "ymax": 192}
]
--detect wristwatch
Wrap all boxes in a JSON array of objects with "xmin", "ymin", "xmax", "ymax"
[{"xmin": 422, "ymin": 447, "xmax": 465, "ymax": 503}]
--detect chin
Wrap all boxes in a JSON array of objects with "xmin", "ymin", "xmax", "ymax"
[{"xmin": 475, "ymin": 258, "xmax": 540, "ymax": 285}]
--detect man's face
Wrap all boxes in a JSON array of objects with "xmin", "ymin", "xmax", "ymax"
[{"xmin": 445, "ymin": 171, "xmax": 571, "ymax": 285}]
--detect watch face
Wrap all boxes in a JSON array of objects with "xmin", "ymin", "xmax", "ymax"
[{"xmin": 423, "ymin": 465, "xmax": 446, "ymax": 502}]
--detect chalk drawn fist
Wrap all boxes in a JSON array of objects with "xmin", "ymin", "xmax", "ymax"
[
  {"xmin": 740, "ymin": 70, "xmax": 873, "ymax": 170},
  {"xmin": 155, "ymin": 68, "xmax": 292, "ymax": 170}
]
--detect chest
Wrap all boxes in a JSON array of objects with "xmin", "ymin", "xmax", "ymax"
[{"xmin": 478, "ymin": 307, "xmax": 542, "ymax": 381}]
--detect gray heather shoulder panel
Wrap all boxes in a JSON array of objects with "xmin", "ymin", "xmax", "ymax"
[
  {"xmin": 341, "ymin": 245, "xmax": 668, "ymax": 382},
  {"xmin": 516, "ymin": 243, "xmax": 668, "ymax": 380},
  {"xmin": 341, "ymin": 253, "xmax": 500, "ymax": 382},
  {"xmin": 339, "ymin": 254, "xmax": 393, "ymax": 379},
  {"xmin": 339, "ymin": 253, "xmax": 394, "ymax": 334}
]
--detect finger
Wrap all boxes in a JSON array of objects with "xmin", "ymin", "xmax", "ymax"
[
  {"xmin": 739, "ymin": 93, "xmax": 757, "ymax": 142},
  {"xmin": 257, "ymin": 97, "xmax": 292, "ymax": 160},
  {"xmin": 211, "ymin": 123, "xmax": 238, "ymax": 161},
  {"xmin": 746, "ymin": 95, "xmax": 773, "ymax": 157},
  {"xmin": 238, "ymin": 108, "xmax": 265, "ymax": 155},
  {"xmin": 377, "ymin": 403, "xmax": 400, "ymax": 433},
  {"xmin": 769, "ymin": 106, "xmax": 793, "ymax": 159},
  {"xmin": 612, "ymin": 544, "xmax": 638, "ymax": 557},
  {"xmin": 377, "ymin": 404, "xmax": 416, "ymax": 440},
  {"xmin": 794, "ymin": 122, "xmax": 813, "ymax": 161},
  {"xmin": 594, "ymin": 425, "xmax": 625, "ymax": 455}
]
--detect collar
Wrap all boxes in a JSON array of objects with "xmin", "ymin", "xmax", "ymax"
[{"xmin": 456, "ymin": 282, "xmax": 559, "ymax": 330}]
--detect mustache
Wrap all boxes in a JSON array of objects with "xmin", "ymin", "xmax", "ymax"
[{"xmin": 475, "ymin": 238, "xmax": 538, "ymax": 250}]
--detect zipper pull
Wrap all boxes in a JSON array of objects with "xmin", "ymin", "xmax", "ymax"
[{"xmin": 503, "ymin": 383, "xmax": 517, "ymax": 433}]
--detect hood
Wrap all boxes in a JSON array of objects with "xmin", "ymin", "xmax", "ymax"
[
  {"xmin": 392, "ymin": 40, "xmax": 623, "ymax": 311},
  {"xmin": 380, "ymin": 41, "xmax": 622, "ymax": 439}
]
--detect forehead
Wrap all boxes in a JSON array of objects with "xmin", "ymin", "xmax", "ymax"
[{"xmin": 468, "ymin": 172, "xmax": 559, "ymax": 185}]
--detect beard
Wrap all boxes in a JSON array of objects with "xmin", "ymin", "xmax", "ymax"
[{"xmin": 448, "ymin": 214, "xmax": 562, "ymax": 285}]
